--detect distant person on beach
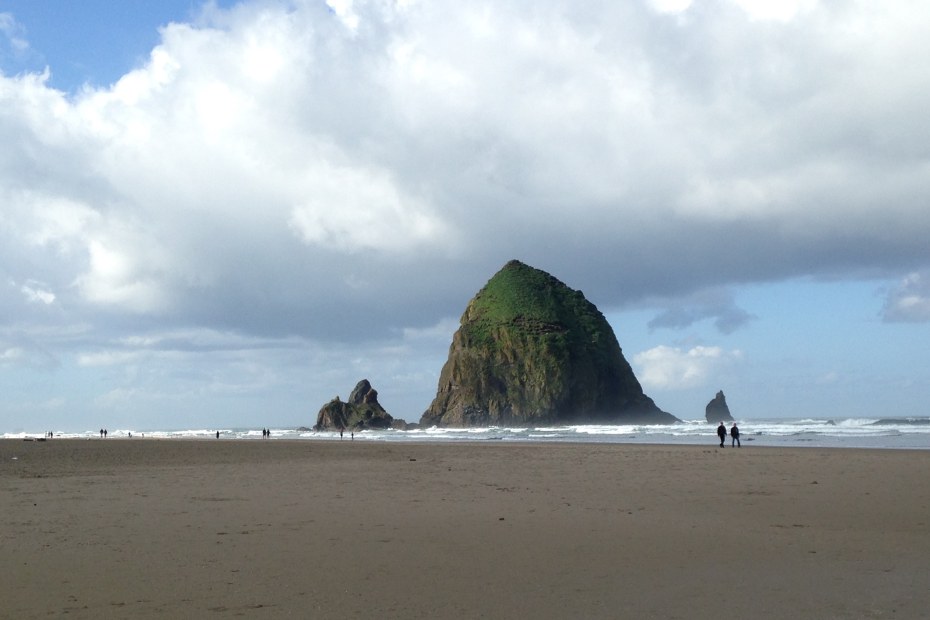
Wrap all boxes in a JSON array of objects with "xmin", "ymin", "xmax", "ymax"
[
  {"xmin": 717, "ymin": 422, "xmax": 727, "ymax": 447},
  {"xmin": 731, "ymin": 423, "xmax": 741, "ymax": 447},
  {"xmin": 100, "ymin": 428, "xmax": 104, "ymax": 438},
  {"xmin": 104, "ymin": 429, "xmax": 108, "ymax": 438},
  {"xmin": 216, "ymin": 431, "xmax": 220, "ymax": 439}
]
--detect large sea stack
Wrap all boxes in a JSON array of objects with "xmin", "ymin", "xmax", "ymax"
[{"xmin": 420, "ymin": 260, "xmax": 679, "ymax": 427}]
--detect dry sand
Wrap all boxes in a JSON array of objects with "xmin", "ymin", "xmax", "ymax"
[{"xmin": 1, "ymin": 438, "xmax": 928, "ymax": 619}]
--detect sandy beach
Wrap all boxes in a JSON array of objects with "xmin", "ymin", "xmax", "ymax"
[{"xmin": 1, "ymin": 438, "xmax": 928, "ymax": 619}]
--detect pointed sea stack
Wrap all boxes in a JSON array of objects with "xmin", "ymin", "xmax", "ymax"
[
  {"xmin": 420, "ymin": 260, "xmax": 679, "ymax": 427},
  {"xmin": 705, "ymin": 390, "xmax": 734, "ymax": 423}
]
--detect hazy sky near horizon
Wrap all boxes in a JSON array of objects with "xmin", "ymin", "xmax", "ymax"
[{"xmin": 1, "ymin": 0, "xmax": 928, "ymax": 433}]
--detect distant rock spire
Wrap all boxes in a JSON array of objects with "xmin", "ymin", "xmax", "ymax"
[{"xmin": 705, "ymin": 390, "xmax": 734, "ymax": 423}]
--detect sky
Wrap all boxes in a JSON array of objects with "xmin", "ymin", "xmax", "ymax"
[{"xmin": 1, "ymin": 0, "xmax": 928, "ymax": 433}]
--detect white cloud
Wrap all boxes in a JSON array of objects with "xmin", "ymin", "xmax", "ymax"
[
  {"xmin": 633, "ymin": 345, "xmax": 743, "ymax": 390},
  {"xmin": 288, "ymin": 163, "xmax": 448, "ymax": 252},
  {"xmin": 882, "ymin": 272, "xmax": 930, "ymax": 322},
  {"xmin": 94, "ymin": 387, "xmax": 143, "ymax": 409},
  {"xmin": 0, "ymin": 0, "xmax": 929, "ymax": 415},
  {"xmin": 649, "ymin": 0, "xmax": 693, "ymax": 15},
  {"xmin": 74, "ymin": 239, "xmax": 170, "ymax": 313},
  {"xmin": 0, "ymin": 336, "xmax": 58, "ymax": 370},
  {"xmin": 77, "ymin": 350, "xmax": 142, "ymax": 367},
  {"xmin": 20, "ymin": 280, "xmax": 55, "ymax": 305},
  {"xmin": 400, "ymin": 317, "xmax": 459, "ymax": 342},
  {"xmin": 729, "ymin": 0, "xmax": 817, "ymax": 22},
  {"xmin": 326, "ymin": 0, "xmax": 361, "ymax": 33},
  {"xmin": 0, "ymin": 12, "xmax": 30, "ymax": 56},
  {"xmin": 0, "ymin": 346, "xmax": 24, "ymax": 363}
]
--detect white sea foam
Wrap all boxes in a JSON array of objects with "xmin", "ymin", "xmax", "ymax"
[{"xmin": 5, "ymin": 417, "xmax": 929, "ymax": 449}]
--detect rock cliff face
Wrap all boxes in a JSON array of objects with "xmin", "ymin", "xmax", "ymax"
[
  {"xmin": 314, "ymin": 379, "xmax": 396, "ymax": 431},
  {"xmin": 420, "ymin": 260, "xmax": 678, "ymax": 427},
  {"xmin": 705, "ymin": 390, "xmax": 734, "ymax": 423}
]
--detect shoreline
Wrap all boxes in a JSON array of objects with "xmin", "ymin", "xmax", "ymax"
[
  {"xmin": 2, "ymin": 439, "xmax": 928, "ymax": 618},
  {"xmin": 8, "ymin": 434, "xmax": 930, "ymax": 453},
  {"xmin": 7, "ymin": 415, "xmax": 930, "ymax": 451}
]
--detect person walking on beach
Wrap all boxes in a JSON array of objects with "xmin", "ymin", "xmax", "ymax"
[
  {"xmin": 730, "ymin": 423, "xmax": 741, "ymax": 447},
  {"xmin": 717, "ymin": 422, "xmax": 727, "ymax": 447}
]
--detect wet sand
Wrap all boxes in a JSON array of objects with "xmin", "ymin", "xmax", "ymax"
[{"xmin": 1, "ymin": 438, "xmax": 928, "ymax": 619}]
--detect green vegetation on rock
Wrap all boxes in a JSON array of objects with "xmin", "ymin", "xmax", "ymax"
[{"xmin": 421, "ymin": 260, "xmax": 678, "ymax": 427}]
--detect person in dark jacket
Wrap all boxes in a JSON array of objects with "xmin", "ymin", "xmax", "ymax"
[
  {"xmin": 730, "ymin": 423, "xmax": 741, "ymax": 447},
  {"xmin": 717, "ymin": 422, "xmax": 727, "ymax": 447}
]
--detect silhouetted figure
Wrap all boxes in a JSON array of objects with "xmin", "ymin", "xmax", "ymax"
[
  {"xmin": 104, "ymin": 429, "xmax": 108, "ymax": 438},
  {"xmin": 717, "ymin": 422, "xmax": 726, "ymax": 447},
  {"xmin": 216, "ymin": 430, "xmax": 220, "ymax": 439},
  {"xmin": 100, "ymin": 429, "xmax": 104, "ymax": 438},
  {"xmin": 730, "ymin": 423, "xmax": 741, "ymax": 447},
  {"xmin": 339, "ymin": 428, "xmax": 344, "ymax": 439}
]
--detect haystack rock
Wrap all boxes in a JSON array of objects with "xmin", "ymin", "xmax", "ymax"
[
  {"xmin": 420, "ymin": 260, "xmax": 679, "ymax": 427},
  {"xmin": 314, "ymin": 379, "xmax": 397, "ymax": 431},
  {"xmin": 705, "ymin": 390, "xmax": 734, "ymax": 423}
]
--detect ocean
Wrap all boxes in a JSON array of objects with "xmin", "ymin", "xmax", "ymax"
[{"xmin": 7, "ymin": 417, "xmax": 930, "ymax": 449}]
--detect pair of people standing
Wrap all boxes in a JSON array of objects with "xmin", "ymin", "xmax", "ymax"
[
  {"xmin": 261, "ymin": 428, "xmax": 270, "ymax": 438},
  {"xmin": 717, "ymin": 422, "xmax": 740, "ymax": 447}
]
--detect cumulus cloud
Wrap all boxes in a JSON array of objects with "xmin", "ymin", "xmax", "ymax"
[
  {"xmin": 633, "ymin": 345, "xmax": 743, "ymax": 390},
  {"xmin": 0, "ymin": 0, "xmax": 928, "ymax": 341},
  {"xmin": 882, "ymin": 271, "xmax": 930, "ymax": 322},
  {"xmin": 2, "ymin": 0, "xmax": 930, "ymax": 427}
]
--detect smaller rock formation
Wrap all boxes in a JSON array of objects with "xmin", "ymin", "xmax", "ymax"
[
  {"xmin": 314, "ymin": 379, "xmax": 396, "ymax": 431},
  {"xmin": 705, "ymin": 390, "xmax": 734, "ymax": 423}
]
